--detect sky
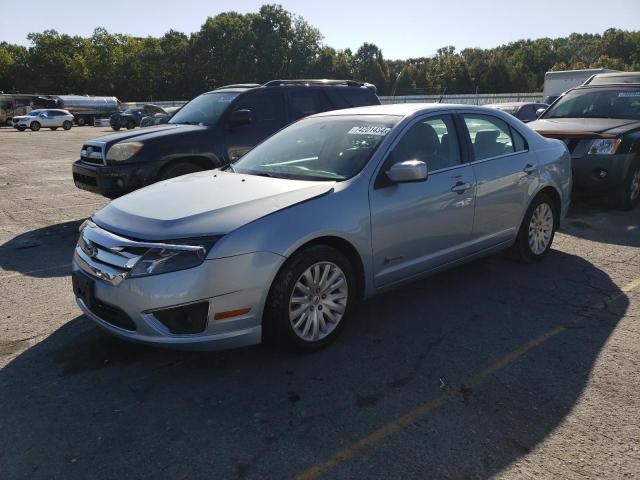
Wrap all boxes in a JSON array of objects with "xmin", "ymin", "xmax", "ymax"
[{"xmin": 1, "ymin": 0, "xmax": 638, "ymax": 59}]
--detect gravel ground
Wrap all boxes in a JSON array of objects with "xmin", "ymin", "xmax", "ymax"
[{"xmin": 0, "ymin": 126, "xmax": 639, "ymax": 479}]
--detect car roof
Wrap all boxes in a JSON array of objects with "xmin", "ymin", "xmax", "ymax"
[
  {"xmin": 485, "ymin": 102, "xmax": 543, "ymax": 107},
  {"xmin": 584, "ymin": 72, "xmax": 640, "ymax": 85},
  {"xmin": 205, "ymin": 79, "xmax": 377, "ymax": 95},
  {"xmin": 311, "ymin": 103, "xmax": 493, "ymax": 118}
]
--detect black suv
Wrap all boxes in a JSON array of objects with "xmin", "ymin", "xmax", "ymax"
[
  {"xmin": 73, "ymin": 79, "xmax": 380, "ymax": 197},
  {"xmin": 529, "ymin": 77, "xmax": 640, "ymax": 210},
  {"xmin": 109, "ymin": 107, "xmax": 152, "ymax": 131}
]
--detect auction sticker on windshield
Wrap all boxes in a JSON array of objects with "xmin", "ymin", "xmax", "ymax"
[
  {"xmin": 347, "ymin": 126, "xmax": 391, "ymax": 136},
  {"xmin": 618, "ymin": 92, "xmax": 640, "ymax": 97}
]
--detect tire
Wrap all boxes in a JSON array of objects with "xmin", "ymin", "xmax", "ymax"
[
  {"xmin": 30, "ymin": 122, "xmax": 41, "ymax": 132},
  {"xmin": 17, "ymin": 126, "xmax": 26, "ymax": 132},
  {"xmin": 126, "ymin": 120, "xmax": 135, "ymax": 130},
  {"xmin": 510, "ymin": 192, "xmax": 557, "ymax": 263},
  {"xmin": 263, "ymin": 245, "xmax": 357, "ymax": 351},
  {"xmin": 610, "ymin": 160, "xmax": 640, "ymax": 211},
  {"xmin": 158, "ymin": 161, "xmax": 203, "ymax": 180},
  {"xmin": 62, "ymin": 121, "xmax": 72, "ymax": 130},
  {"xmin": 50, "ymin": 127, "xmax": 58, "ymax": 131},
  {"xmin": 77, "ymin": 116, "xmax": 86, "ymax": 126},
  {"xmin": 111, "ymin": 126, "xmax": 120, "ymax": 131}
]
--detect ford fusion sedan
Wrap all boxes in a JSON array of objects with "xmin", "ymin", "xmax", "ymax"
[
  {"xmin": 529, "ymin": 80, "xmax": 640, "ymax": 210},
  {"xmin": 13, "ymin": 109, "xmax": 74, "ymax": 131},
  {"xmin": 72, "ymin": 104, "xmax": 571, "ymax": 351}
]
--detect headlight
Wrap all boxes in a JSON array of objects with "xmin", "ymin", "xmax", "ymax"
[
  {"xmin": 128, "ymin": 237, "xmax": 220, "ymax": 278},
  {"xmin": 588, "ymin": 138, "xmax": 620, "ymax": 155},
  {"xmin": 106, "ymin": 142, "xmax": 144, "ymax": 161}
]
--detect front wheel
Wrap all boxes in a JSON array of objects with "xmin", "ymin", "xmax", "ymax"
[
  {"xmin": 263, "ymin": 245, "xmax": 356, "ymax": 351},
  {"xmin": 111, "ymin": 126, "xmax": 120, "ymax": 131},
  {"xmin": 30, "ymin": 122, "xmax": 41, "ymax": 131},
  {"xmin": 17, "ymin": 126, "xmax": 26, "ymax": 132},
  {"xmin": 611, "ymin": 160, "xmax": 640, "ymax": 211},
  {"xmin": 126, "ymin": 120, "xmax": 135, "ymax": 130},
  {"xmin": 158, "ymin": 161, "xmax": 203, "ymax": 180},
  {"xmin": 510, "ymin": 193, "xmax": 557, "ymax": 263},
  {"xmin": 50, "ymin": 127, "xmax": 58, "ymax": 131},
  {"xmin": 62, "ymin": 121, "xmax": 72, "ymax": 130}
]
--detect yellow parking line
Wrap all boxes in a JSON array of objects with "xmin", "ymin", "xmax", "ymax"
[{"xmin": 294, "ymin": 277, "xmax": 640, "ymax": 480}]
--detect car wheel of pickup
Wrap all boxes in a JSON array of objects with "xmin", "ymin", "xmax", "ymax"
[
  {"xmin": 62, "ymin": 121, "xmax": 72, "ymax": 130},
  {"xmin": 511, "ymin": 192, "xmax": 556, "ymax": 263},
  {"xmin": 611, "ymin": 160, "xmax": 640, "ymax": 211},
  {"xmin": 264, "ymin": 245, "xmax": 356, "ymax": 351},
  {"xmin": 30, "ymin": 121, "xmax": 41, "ymax": 132}
]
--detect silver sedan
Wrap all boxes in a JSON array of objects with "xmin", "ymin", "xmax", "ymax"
[{"xmin": 72, "ymin": 104, "xmax": 572, "ymax": 351}]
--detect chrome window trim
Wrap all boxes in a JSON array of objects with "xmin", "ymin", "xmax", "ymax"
[{"xmin": 465, "ymin": 149, "xmax": 530, "ymax": 167}]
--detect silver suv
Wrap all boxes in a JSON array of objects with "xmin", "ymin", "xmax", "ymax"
[{"xmin": 13, "ymin": 109, "xmax": 74, "ymax": 131}]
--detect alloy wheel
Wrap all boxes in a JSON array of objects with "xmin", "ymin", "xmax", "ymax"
[
  {"xmin": 528, "ymin": 202, "xmax": 554, "ymax": 255},
  {"xmin": 630, "ymin": 167, "xmax": 640, "ymax": 202},
  {"xmin": 289, "ymin": 261, "xmax": 348, "ymax": 342}
]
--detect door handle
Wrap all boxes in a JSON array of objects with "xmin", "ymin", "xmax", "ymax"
[
  {"xmin": 523, "ymin": 164, "xmax": 536, "ymax": 175},
  {"xmin": 451, "ymin": 181, "xmax": 472, "ymax": 193}
]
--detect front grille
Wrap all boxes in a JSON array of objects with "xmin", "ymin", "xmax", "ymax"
[
  {"xmin": 73, "ymin": 172, "xmax": 98, "ymax": 186},
  {"xmin": 90, "ymin": 300, "xmax": 137, "ymax": 331},
  {"xmin": 80, "ymin": 143, "xmax": 105, "ymax": 165}
]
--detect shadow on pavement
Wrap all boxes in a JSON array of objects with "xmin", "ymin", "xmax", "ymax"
[
  {"xmin": 0, "ymin": 219, "xmax": 83, "ymax": 278},
  {"xmin": 562, "ymin": 198, "xmax": 640, "ymax": 247},
  {"xmin": 0, "ymin": 250, "xmax": 629, "ymax": 479}
]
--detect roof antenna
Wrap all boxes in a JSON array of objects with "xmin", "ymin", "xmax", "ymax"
[{"xmin": 438, "ymin": 87, "xmax": 447, "ymax": 104}]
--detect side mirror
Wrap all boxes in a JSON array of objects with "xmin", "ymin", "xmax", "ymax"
[
  {"xmin": 536, "ymin": 108, "xmax": 546, "ymax": 118},
  {"xmin": 39, "ymin": 113, "xmax": 46, "ymax": 118},
  {"xmin": 229, "ymin": 109, "xmax": 252, "ymax": 127},
  {"xmin": 386, "ymin": 160, "xmax": 428, "ymax": 183}
]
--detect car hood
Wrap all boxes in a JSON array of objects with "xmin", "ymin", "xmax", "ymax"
[
  {"xmin": 12, "ymin": 116, "xmax": 29, "ymax": 121},
  {"xmin": 92, "ymin": 170, "xmax": 335, "ymax": 240},
  {"xmin": 94, "ymin": 124, "xmax": 207, "ymax": 145},
  {"xmin": 528, "ymin": 117, "xmax": 640, "ymax": 137}
]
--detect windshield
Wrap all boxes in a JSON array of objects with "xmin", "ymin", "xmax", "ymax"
[
  {"xmin": 543, "ymin": 87, "xmax": 640, "ymax": 120},
  {"xmin": 169, "ymin": 92, "xmax": 239, "ymax": 126},
  {"xmin": 26, "ymin": 110, "xmax": 40, "ymax": 116},
  {"xmin": 233, "ymin": 115, "xmax": 400, "ymax": 181}
]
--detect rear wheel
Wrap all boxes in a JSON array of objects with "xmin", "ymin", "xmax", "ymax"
[
  {"xmin": 511, "ymin": 192, "xmax": 557, "ymax": 263},
  {"xmin": 158, "ymin": 161, "xmax": 203, "ymax": 180},
  {"xmin": 611, "ymin": 160, "xmax": 640, "ymax": 211},
  {"xmin": 263, "ymin": 245, "xmax": 356, "ymax": 351},
  {"xmin": 76, "ymin": 116, "xmax": 86, "ymax": 126},
  {"xmin": 30, "ymin": 122, "xmax": 41, "ymax": 132}
]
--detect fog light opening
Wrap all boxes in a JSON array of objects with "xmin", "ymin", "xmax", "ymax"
[
  {"xmin": 116, "ymin": 178, "xmax": 125, "ymax": 189},
  {"xmin": 597, "ymin": 169, "xmax": 607, "ymax": 179}
]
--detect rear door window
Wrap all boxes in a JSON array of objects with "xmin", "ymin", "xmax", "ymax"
[
  {"xmin": 233, "ymin": 91, "xmax": 286, "ymax": 128},
  {"xmin": 288, "ymin": 90, "xmax": 332, "ymax": 121},
  {"xmin": 462, "ymin": 114, "xmax": 515, "ymax": 161}
]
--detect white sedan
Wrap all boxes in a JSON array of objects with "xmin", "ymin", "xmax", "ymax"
[{"xmin": 13, "ymin": 109, "xmax": 74, "ymax": 131}]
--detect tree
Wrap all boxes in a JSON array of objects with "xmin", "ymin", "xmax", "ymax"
[{"xmin": 351, "ymin": 43, "xmax": 390, "ymax": 93}]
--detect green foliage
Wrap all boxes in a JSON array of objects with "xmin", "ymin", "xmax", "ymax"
[{"xmin": 1, "ymin": 5, "xmax": 638, "ymax": 100}]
